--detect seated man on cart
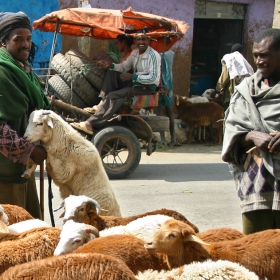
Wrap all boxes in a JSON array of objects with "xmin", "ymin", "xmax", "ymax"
[{"xmin": 70, "ymin": 30, "xmax": 161, "ymax": 135}]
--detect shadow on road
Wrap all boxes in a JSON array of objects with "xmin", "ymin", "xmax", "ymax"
[{"xmin": 117, "ymin": 162, "xmax": 232, "ymax": 183}]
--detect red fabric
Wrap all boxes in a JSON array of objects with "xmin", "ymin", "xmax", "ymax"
[{"xmin": 0, "ymin": 122, "xmax": 34, "ymax": 164}]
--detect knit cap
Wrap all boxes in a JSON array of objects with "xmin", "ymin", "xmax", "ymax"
[{"xmin": 0, "ymin": 11, "xmax": 32, "ymax": 41}]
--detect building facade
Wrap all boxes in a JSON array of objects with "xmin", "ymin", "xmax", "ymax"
[
  {"xmin": 0, "ymin": 0, "xmax": 275, "ymax": 95},
  {"xmin": 59, "ymin": 0, "xmax": 274, "ymax": 95}
]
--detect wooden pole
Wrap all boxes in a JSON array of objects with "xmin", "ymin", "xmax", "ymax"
[{"xmin": 39, "ymin": 162, "xmax": 44, "ymax": 220}]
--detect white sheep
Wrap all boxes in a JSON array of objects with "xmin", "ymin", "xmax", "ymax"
[
  {"xmin": 54, "ymin": 220, "xmax": 99, "ymax": 255},
  {"xmin": 0, "ymin": 253, "xmax": 137, "ymax": 280},
  {"xmin": 202, "ymin": 88, "xmax": 218, "ymax": 99},
  {"xmin": 136, "ymin": 259, "xmax": 259, "ymax": 280},
  {"xmin": 144, "ymin": 218, "xmax": 280, "ymax": 279},
  {"xmin": 100, "ymin": 214, "xmax": 172, "ymax": 241},
  {"xmin": 186, "ymin": 95, "xmax": 209, "ymax": 103},
  {"xmin": 23, "ymin": 109, "xmax": 121, "ymax": 216},
  {"xmin": 8, "ymin": 219, "xmax": 51, "ymax": 233}
]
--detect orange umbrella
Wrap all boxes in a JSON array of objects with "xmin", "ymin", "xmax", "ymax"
[{"xmin": 33, "ymin": 6, "xmax": 189, "ymax": 52}]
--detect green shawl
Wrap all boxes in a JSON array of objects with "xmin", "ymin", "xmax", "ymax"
[
  {"xmin": 222, "ymin": 70, "xmax": 280, "ymax": 180},
  {"xmin": 0, "ymin": 47, "xmax": 51, "ymax": 122}
]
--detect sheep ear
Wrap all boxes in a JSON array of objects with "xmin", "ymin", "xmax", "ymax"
[
  {"xmin": 54, "ymin": 200, "xmax": 65, "ymax": 212},
  {"xmin": 47, "ymin": 118, "xmax": 54, "ymax": 128},
  {"xmin": 41, "ymin": 112, "xmax": 53, "ymax": 128},
  {"xmin": 176, "ymin": 100, "xmax": 179, "ymax": 106},
  {"xmin": 58, "ymin": 211, "xmax": 65, "ymax": 218},
  {"xmin": 185, "ymin": 234, "xmax": 210, "ymax": 246}
]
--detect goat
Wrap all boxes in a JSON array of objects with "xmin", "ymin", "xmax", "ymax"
[
  {"xmin": 23, "ymin": 110, "xmax": 121, "ymax": 216},
  {"xmin": 0, "ymin": 253, "xmax": 137, "ymax": 280},
  {"xmin": 145, "ymin": 219, "xmax": 280, "ymax": 280},
  {"xmin": 56, "ymin": 194, "xmax": 199, "ymax": 233},
  {"xmin": 174, "ymin": 95, "xmax": 224, "ymax": 144}
]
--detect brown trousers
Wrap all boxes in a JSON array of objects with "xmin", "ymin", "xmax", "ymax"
[
  {"xmin": 88, "ymin": 70, "xmax": 131, "ymax": 129},
  {"xmin": 0, "ymin": 173, "xmax": 42, "ymax": 219}
]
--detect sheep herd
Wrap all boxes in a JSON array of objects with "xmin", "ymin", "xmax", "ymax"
[
  {"xmin": 0, "ymin": 109, "xmax": 275, "ymax": 279},
  {"xmin": 0, "ymin": 195, "xmax": 276, "ymax": 279}
]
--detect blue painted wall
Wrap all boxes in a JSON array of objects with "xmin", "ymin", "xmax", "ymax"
[{"xmin": 0, "ymin": 0, "xmax": 61, "ymax": 73}]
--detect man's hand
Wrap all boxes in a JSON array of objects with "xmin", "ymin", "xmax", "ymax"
[
  {"xmin": 120, "ymin": 73, "xmax": 133, "ymax": 81},
  {"xmin": 30, "ymin": 145, "xmax": 47, "ymax": 165},
  {"xmin": 245, "ymin": 131, "xmax": 272, "ymax": 153},
  {"xmin": 268, "ymin": 132, "xmax": 280, "ymax": 153},
  {"xmin": 96, "ymin": 60, "xmax": 111, "ymax": 69}
]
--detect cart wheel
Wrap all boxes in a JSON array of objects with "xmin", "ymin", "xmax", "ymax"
[{"xmin": 92, "ymin": 126, "xmax": 141, "ymax": 179}]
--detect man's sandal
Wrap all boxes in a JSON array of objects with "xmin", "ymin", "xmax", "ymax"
[{"xmin": 70, "ymin": 122, "xmax": 94, "ymax": 135}]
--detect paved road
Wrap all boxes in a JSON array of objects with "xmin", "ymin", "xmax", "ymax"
[{"xmin": 35, "ymin": 143, "xmax": 242, "ymax": 233}]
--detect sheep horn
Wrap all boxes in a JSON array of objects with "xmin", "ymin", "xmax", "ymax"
[
  {"xmin": 88, "ymin": 199, "xmax": 101, "ymax": 215},
  {"xmin": 100, "ymin": 208, "xmax": 109, "ymax": 212},
  {"xmin": 54, "ymin": 200, "xmax": 65, "ymax": 212},
  {"xmin": 85, "ymin": 225, "xmax": 99, "ymax": 237}
]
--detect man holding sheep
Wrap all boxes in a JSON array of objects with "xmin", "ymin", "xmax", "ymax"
[
  {"xmin": 0, "ymin": 12, "xmax": 51, "ymax": 218},
  {"xmin": 222, "ymin": 28, "xmax": 280, "ymax": 234}
]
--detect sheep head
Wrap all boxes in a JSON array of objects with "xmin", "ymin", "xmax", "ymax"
[
  {"xmin": 24, "ymin": 109, "xmax": 54, "ymax": 143},
  {"xmin": 174, "ymin": 95, "xmax": 188, "ymax": 106},
  {"xmin": 53, "ymin": 220, "xmax": 99, "ymax": 255},
  {"xmin": 144, "ymin": 219, "xmax": 208, "ymax": 256},
  {"xmin": 58, "ymin": 195, "xmax": 101, "ymax": 225}
]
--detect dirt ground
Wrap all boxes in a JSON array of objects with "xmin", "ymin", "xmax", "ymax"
[{"xmin": 36, "ymin": 142, "xmax": 243, "ymax": 233}]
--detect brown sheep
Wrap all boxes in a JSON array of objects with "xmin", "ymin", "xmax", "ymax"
[
  {"xmin": 0, "ymin": 227, "xmax": 61, "ymax": 274},
  {"xmin": 2, "ymin": 204, "xmax": 34, "ymax": 225},
  {"xmin": 174, "ymin": 95, "xmax": 224, "ymax": 144},
  {"xmin": 197, "ymin": 227, "xmax": 244, "ymax": 242},
  {"xmin": 73, "ymin": 234, "xmax": 168, "ymax": 274},
  {"xmin": 58, "ymin": 195, "xmax": 199, "ymax": 233},
  {"xmin": 145, "ymin": 219, "xmax": 280, "ymax": 280},
  {"xmin": 0, "ymin": 253, "xmax": 137, "ymax": 280}
]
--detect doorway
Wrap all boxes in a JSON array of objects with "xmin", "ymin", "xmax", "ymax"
[{"xmin": 190, "ymin": 19, "xmax": 243, "ymax": 96}]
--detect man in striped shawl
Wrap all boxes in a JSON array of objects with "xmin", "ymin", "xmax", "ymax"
[{"xmin": 222, "ymin": 28, "xmax": 280, "ymax": 234}]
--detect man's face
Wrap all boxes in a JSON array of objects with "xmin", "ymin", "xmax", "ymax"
[
  {"xmin": 252, "ymin": 36, "xmax": 280, "ymax": 78},
  {"xmin": 115, "ymin": 39, "xmax": 125, "ymax": 53},
  {"xmin": 2, "ymin": 27, "xmax": 32, "ymax": 62},
  {"xmin": 134, "ymin": 36, "xmax": 150, "ymax": 54}
]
